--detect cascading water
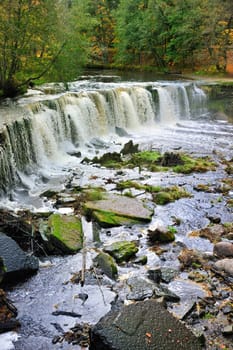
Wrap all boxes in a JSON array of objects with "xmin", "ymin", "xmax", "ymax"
[{"xmin": 0, "ymin": 81, "xmax": 207, "ymax": 195}]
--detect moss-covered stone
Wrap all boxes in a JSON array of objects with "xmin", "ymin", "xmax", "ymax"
[
  {"xmin": 147, "ymin": 224, "xmax": 176, "ymax": 243},
  {"xmin": 87, "ymin": 149, "xmax": 216, "ymax": 174},
  {"xmin": 152, "ymin": 186, "xmax": 191, "ymax": 205},
  {"xmin": 91, "ymin": 210, "xmax": 142, "ymax": 228},
  {"xmin": 94, "ymin": 252, "xmax": 118, "ymax": 279},
  {"xmin": 116, "ymin": 181, "xmax": 191, "ymax": 205},
  {"xmin": 47, "ymin": 214, "xmax": 83, "ymax": 254},
  {"xmin": 104, "ymin": 241, "xmax": 138, "ymax": 263},
  {"xmin": 84, "ymin": 193, "xmax": 153, "ymax": 228}
]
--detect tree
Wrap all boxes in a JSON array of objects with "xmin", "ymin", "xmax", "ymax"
[
  {"xmin": 88, "ymin": 0, "xmax": 118, "ymax": 64},
  {"xmin": 0, "ymin": 0, "xmax": 93, "ymax": 97},
  {"xmin": 114, "ymin": 0, "xmax": 149, "ymax": 65}
]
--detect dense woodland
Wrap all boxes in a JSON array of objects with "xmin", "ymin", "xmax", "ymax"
[{"xmin": 0, "ymin": 0, "xmax": 233, "ymax": 97}]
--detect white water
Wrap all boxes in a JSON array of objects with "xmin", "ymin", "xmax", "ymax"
[{"xmin": 0, "ymin": 80, "xmax": 207, "ymax": 199}]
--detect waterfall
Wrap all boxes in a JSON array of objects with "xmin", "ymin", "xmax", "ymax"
[{"xmin": 0, "ymin": 81, "xmax": 207, "ymax": 194}]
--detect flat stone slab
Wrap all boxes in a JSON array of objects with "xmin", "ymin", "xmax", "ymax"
[
  {"xmin": 91, "ymin": 299, "xmax": 203, "ymax": 350},
  {"xmin": 85, "ymin": 194, "xmax": 153, "ymax": 227}
]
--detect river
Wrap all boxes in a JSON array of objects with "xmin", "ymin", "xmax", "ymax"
[{"xmin": 0, "ymin": 72, "xmax": 232, "ymax": 349}]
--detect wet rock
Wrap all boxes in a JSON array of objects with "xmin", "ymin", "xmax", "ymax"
[
  {"xmin": 207, "ymin": 215, "xmax": 221, "ymax": 224},
  {"xmin": 104, "ymin": 241, "xmax": 138, "ymax": 263},
  {"xmin": 126, "ymin": 276, "xmax": 180, "ymax": 302},
  {"xmin": 147, "ymin": 268, "xmax": 162, "ymax": 283},
  {"xmin": 90, "ymin": 299, "xmax": 203, "ymax": 350},
  {"xmin": 89, "ymin": 137, "xmax": 109, "ymax": 149},
  {"xmin": 132, "ymin": 255, "xmax": 147, "ymax": 265},
  {"xmin": 147, "ymin": 222, "xmax": 175, "ymax": 243},
  {"xmin": 158, "ymin": 152, "xmax": 184, "ymax": 167},
  {"xmin": 120, "ymin": 140, "xmax": 139, "ymax": 155},
  {"xmin": 84, "ymin": 193, "xmax": 153, "ymax": 228},
  {"xmin": 93, "ymin": 252, "xmax": 118, "ymax": 280},
  {"xmin": 214, "ymin": 258, "xmax": 233, "ymax": 276},
  {"xmin": 115, "ymin": 127, "xmax": 130, "ymax": 137},
  {"xmin": 0, "ymin": 232, "xmax": 39, "ymax": 282},
  {"xmin": 46, "ymin": 214, "xmax": 83, "ymax": 254},
  {"xmin": 161, "ymin": 267, "xmax": 180, "ymax": 283},
  {"xmin": 213, "ymin": 241, "xmax": 233, "ymax": 257},
  {"xmin": 222, "ymin": 325, "xmax": 233, "ymax": 336}
]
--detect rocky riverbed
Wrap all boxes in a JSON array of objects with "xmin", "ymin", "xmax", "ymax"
[{"xmin": 0, "ymin": 116, "xmax": 233, "ymax": 350}]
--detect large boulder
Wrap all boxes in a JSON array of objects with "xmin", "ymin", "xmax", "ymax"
[
  {"xmin": 90, "ymin": 299, "xmax": 203, "ymax": 350},
  {"xmin": 46, "ymin": 214, "xmax": 83, "ymax": 254},
  {"xmin": 84, "ymin": 193, "xmax": 153, "ymax": 228},
  {"xmin": 0, "ymin": 232, "xmax": 38, "ymax": 283}
]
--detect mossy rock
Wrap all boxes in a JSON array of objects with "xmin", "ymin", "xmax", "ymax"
[
  {"xmin": 84, "ymin": 193, "xmax": 153, "ymax": 228},
  {"xmin": 94, "ymin": 252, "xmax": 118, "ymax": 279},
  {"xmin": 47, "ymin": 214, "xmax": 83, "ymax": 254},
  {"xmin": 104, "ymin": 241, "xmax": 139, "ymax": 263},
  {"xmin": 148, "ymin": 225, "xmax": 176, "ymax": 243}
]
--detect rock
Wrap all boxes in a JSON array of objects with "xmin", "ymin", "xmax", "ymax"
[
  {"xmin": 161, "ymin": 267, "xmax": 179, "ymax": 283},
  {"xmin": 115, "ymin": 127, "xmax": 130, "ymax": 137},
  {"xmin": 159, "ymin": 152, "xmax": 184, "ymax": 167},
  {"xmin": 222, "ymin": 325, "xmax": 233, "ymax": 336},
  {"xmin": 90, "ymin": 299, "xmax": 203, "ymax": 350},
  {"xmin": 126, "ymin": 276, "xmax": 180, "ymax": 302},
  {"xmin": 120, "ymin": 140, "xmax": 139, "ymax": 155},
  {"xmin": 104, "ymin": 241, "xmax": 138, "ymax": 263},
  {"xmin": 214, "ymin": 258, "xmax": 233, "ymax": 276},
  {"xmin": 0, "ymin": 232, "xmax": 38, "ymax": 282},
  {"xmin": 132, "ymin": 255, "xmax": 147, "ymax": 265},
  {"xmin": 84, "ymin": 193, "xmax": 153, "ymax": 228},
  {"xmin": 46, "ymin": 214, "xmax": 83, "ymax": 254},
  {"xmin": 147, "ymin": 222, "xmax": 175, "ymax": 243},
  {"xmin": 93, "ymin": 252, "xmax": 118, "ymax": 280},
  {"xmin": 89, "ymin": 138, "xmax": 109, "ymax": 149},
  {"xmin": 213, "ymin": 241, "xmax": 233, "ymax": 257},
  {"xmin": 147, "ymin": 268, "xmax": 162, "ymax": 283}
]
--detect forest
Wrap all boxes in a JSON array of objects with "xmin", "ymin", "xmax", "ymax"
[{"xmin": 0, "ymin": 0, "xmax": 233, "ymax": 97}]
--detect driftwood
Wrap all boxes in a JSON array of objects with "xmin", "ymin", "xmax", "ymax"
[
  {"xmin": 52, "ymin": 310, "xmax": 82, "ymax": 318},
  {"xmin": 0, "ymin": 289, "xmax": 19, "ymax": 333}
]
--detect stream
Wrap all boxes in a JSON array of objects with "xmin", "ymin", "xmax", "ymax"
[{"xmin": 0, "ymin": 72, "xmax": 232, "ymax": 349}]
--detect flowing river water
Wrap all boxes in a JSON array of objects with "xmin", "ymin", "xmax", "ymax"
[{"xmin": 0, "ymin": 73, "xmax": 232, "ymax": 349}]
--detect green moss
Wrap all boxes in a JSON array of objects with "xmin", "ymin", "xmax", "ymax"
[
  {"xmin": 89, "ymin": 150, "xmax": 216, "ymax": 174},
  {"xmin": 91, "ymin": 209, "xmax": 143, "ymax": 228},
  {"xmin": 48, "ymin": 214, "xmax": 83, "ymax": 253},
  {"xmin": 173, "ymin": 155, "xmax": 216, "ymax": 174},
  {"xmin": 116, "ymin": 180, "xmax": 161, "ymax": 193},
  {"xmin": 104, "ymin": 241, "xmax": 138, "ymax": 263},
  {"xmin": 83, "ymin": 187, "xmax": 105, "ymax": 201},
  {"xmin": 153, "ymin": 186, "xmax": 192, "ymax": 205},
  {"xmin": 94, "ymin": 252, "xmax": 118, "ymax": 280}
]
